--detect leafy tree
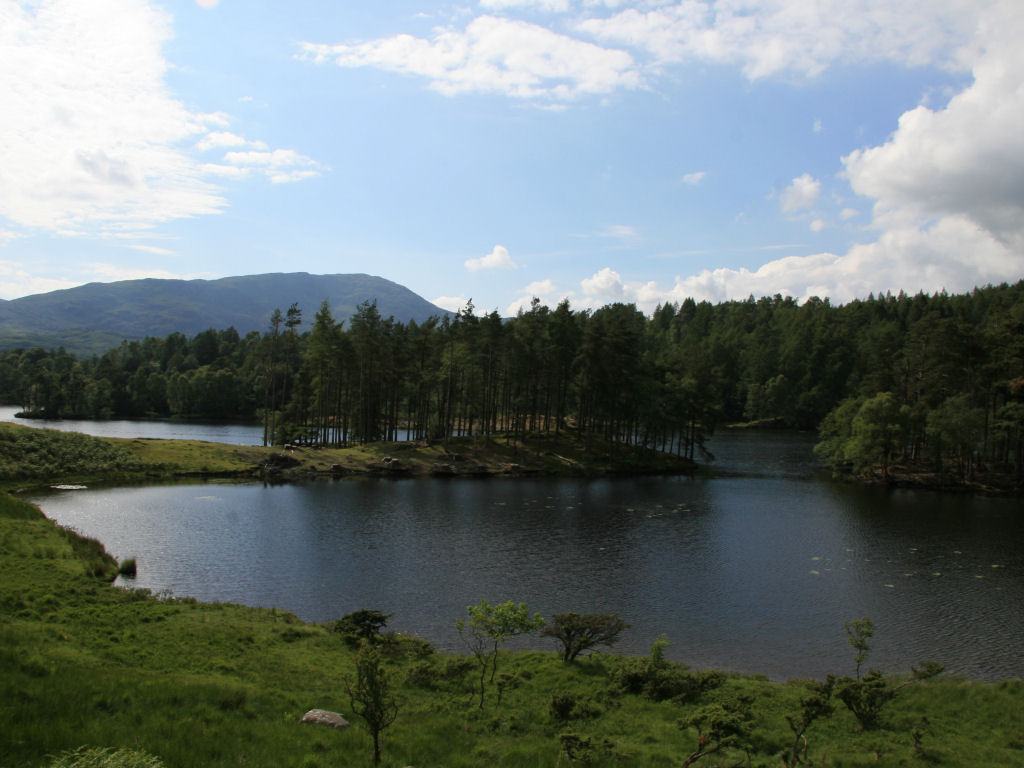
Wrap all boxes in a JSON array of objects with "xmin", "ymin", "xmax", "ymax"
[
  {"xmin": 680, "ymin": 695, "xmax": 755, "ymax": 766},
  {"xmin": 541, "ymin": 612, "xmax": 629, "ymax": 663},
  {"xmin": 836, "ymin": 663, "xmax": 943, "ymax": 731},
  {"xmin": 846, "ymin": 393, "xmax": 909, "ymax": 479},
  {"xmin": 845, "ymin": 617, "xmax": 874, "ymax": 680},
  {"xmin": 345, "ymin": 643, "xmax": 400, "ymax": 766},
  {"xmin": 783, "ymin": 676, "xmax": 835, "ymax": 766},
  {"xmin": 331, "ymin": 609, "xmax": 391, "ymax": 646},
  {"xmin": 456, "ymin": 599, "xmax": 544, "ymax": 708}
]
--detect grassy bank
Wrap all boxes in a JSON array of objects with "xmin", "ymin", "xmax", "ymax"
[
  {"xmin": 0, "ymin": 422, "xmax": 693, "ymax": 489},
  {"xmin": 2, "ymin": 490, "xmax": 1023, "ymax": 768}
]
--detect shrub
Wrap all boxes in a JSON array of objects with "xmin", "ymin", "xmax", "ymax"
[{"xmin": 541, "ymin": 612, "xmax": 629, "ymax": 663}]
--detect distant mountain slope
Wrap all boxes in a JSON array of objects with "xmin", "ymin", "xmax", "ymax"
[{"xmin": 0, "ymin": 273, "xmax": 448, "ymax": 355}]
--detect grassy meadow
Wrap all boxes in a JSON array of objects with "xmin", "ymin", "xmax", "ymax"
[{"xmin": 1, "ymin": 424, "xmax": 1022, "ymax": 767}]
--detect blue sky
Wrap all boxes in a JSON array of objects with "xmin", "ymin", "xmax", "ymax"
[{"xmin": 1, "ymin": 0, "xmax": 1021, "ymax": 316}]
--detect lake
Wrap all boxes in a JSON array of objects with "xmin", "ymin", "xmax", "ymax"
[
  {"xmin": 28, "ymin": 430, "xmax": 1024, "ymax": 682},
  {"xmin": 0, "ymin": 406, "xmax": 264, "ymax": 445}
]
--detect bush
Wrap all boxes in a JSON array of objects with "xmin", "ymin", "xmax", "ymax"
[{"xmin": 549, "ymin": 691, "xmax": 604, "ymax": 722}]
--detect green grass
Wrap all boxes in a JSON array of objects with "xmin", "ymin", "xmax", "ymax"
[{"xmin": 1, "ymin": 486, "xmax": 1022, "ymax": 767}]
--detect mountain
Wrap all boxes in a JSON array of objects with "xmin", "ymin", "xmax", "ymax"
[{"xmin": 0, "ymin": 273, "xmax": 449, "ymax": 355}]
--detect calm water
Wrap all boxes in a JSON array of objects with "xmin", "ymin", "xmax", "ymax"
[
  {"xmin": 30, "ymin": 431, "xmax": 1023, "ymax": 681},
  {"xmin": 0, "ymin": 406, "xmax": 263, "ymax": 445}
]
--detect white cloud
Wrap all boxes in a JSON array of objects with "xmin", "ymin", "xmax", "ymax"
[
  {"xmin": 195, "ymin": 0, "xmax": 219, "ymax": 8},
  {"xmin": 196, "ymin": 132, "xmax": 268, "ymax": 152},
  {"xmin": 578, "ymin": 0, "xmax": 980, "ymax": 81},
  {"xmin": 465, "ymin": 244, "xmax": 518, "ymax": 271},
  {"xmin": 780, "ymin": 173, "xmax": 820, "ymax": 212},
  {"xmin": 565, "ymin": 212, "xmax": 1016, "ymax": 313},
  {"xmin": 842, "ymin": 1, "xmax": 1024, "ymax": 254},
  {"xmin": 431, "ymin": 295, "xmax": 471, "ymax": 312},
  {"xmin": 0, "ymin": 0, "xmax": 320, "ymax": 239},
  {"xmin": 126, "ymin": 244, "xmax": 176, "ymax": 256},
  {"xmin": 840, "ymin": 207, "xmax": 859, "ymax": 221},
  {"xmin": 480, "ymin": 0, "xmax": 571, "ymax": 11},
  {"xmin": 0, "ymin": 260, "xmax": 79, "ymax": 299},
  {"xmin": 809, "ymin": 219, "xmax": 826, "ymax": 232},
  {"xmin": 524, "ymin": 278, "xmax": 559, "ymax": 294},
  {"xmin": 596, "ymin": 224, "xmax": 639, "ymax": 240},
  {"xmin": 813, "ymin": 119, "xmax": 823, "ymax": 133},
  {"xmin": 300, "ymin": 14, "xmax": 642, "ymax": 101},
  {"xmin": 581, "ymin": 266, "xmax": 626, "ymax": 298},
  {"xmin": 681, "ymin": 171, "xmax": 706, "ymax": 185},
  {"xmin": 0, "ymin": 0, "xmax": 224, "ymax": 233}
]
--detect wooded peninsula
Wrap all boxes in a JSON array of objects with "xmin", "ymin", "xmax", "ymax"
[{"xmin": 3, "ymin": 281, "xmax": 1022, "ymax": 488}]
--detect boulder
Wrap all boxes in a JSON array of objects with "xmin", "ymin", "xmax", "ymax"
[{"xmin": 300, "ymin": 709, "xmax": 350, "ymax": 729}]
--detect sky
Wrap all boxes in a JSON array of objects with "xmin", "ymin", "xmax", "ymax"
[{"xmin": 1, "ymin": 0, "xmax": 1022, "ymax": 317}]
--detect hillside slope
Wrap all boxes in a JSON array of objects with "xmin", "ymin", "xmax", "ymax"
[{"xmin": 0, "ymin": 272, "xmax": 448, "ymax": 354}]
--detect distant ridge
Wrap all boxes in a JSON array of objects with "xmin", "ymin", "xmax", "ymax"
[{"xmin": 0, "ymin": 272, "xmax": 449, "ymax": 355}]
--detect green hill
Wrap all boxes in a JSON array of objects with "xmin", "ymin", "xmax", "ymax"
[{"xmin": 0, "ymin": 272, "xmax": 448, "ymax": 355}]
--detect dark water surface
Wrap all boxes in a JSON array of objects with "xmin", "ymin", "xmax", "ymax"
[{"xmin": 30, "ymin": 431, "xmax": 1023, "ymax": 681}]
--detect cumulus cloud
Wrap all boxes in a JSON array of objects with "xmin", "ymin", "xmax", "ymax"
[
  {"xmin": 466, "ymin": 244, "xmax": 518, "ymax": 271},
  {"xmin": 480, "ymin": 0, "xmax": 571, "ymax": 11},
  {"xmin": 681, "ymin": 171, "xmax": 706, "ymax": 185},
  {"xmin": 505, "ymin": 277, "xmax": 571, "ymax": 315},
  {"xmin": 299, "ymin": 14, "xmax": 642, "ymax": 101},
  {"xmin": 0, "ymin": 260, "xmax": 80, "ymax": 300},
  {"xmin": 0, "ymin": 0, "xmax": 320, "ymax": 241},
  {"xmin": 581, "ymin": 266, "xmax": 626, "ymax": 298},
  {"xmin": 196, "ymin": 132, "xmax": 269, "ymax": 152},
  {"xmin": 578, "ymin": 0, "xmax": 979, "ymax": 80},
  {"xmin": 779, "ymin": 173, "xmax": 821, "ymax": 212},
  {"xmin": 431, "ymin": 295, "xmax": 471, "ymax": 312},
  {"xmin": 842, "ymin": 1, "xmax": 1024, "ymax": 253}
]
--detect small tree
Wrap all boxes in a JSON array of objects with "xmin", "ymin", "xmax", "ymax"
[
  {"xmin": 844, "ymin": 617, "xmax": 874, "ymax": 680},
  {"xmin": 680, "ymin": 696, "xmax": 755, "ymax": 766},
  {"xmin": 542, "ymin": 612, "xmax": 629, "ymax": 663},
  {"xmin": 345, "ymin": 644, "xmax": 399, "ymax": 765},
  {"xmin": 837, "ymin": 662, "xmax": 943, "ymax": 731},
  {"xmin": 456, "ymin": 599, "xmax": 545, "ymax": 708},
  {"xmin": 783, "ymin": 676, "xmax": 835, "ymax": 766},
  {"xmin": 332, "ymin": 609, "xmax": 391, "ymax": 646}
]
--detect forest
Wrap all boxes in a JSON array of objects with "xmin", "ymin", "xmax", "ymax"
[{"xmin": 2, "ymin": 281, "xmax": 1022, "ymax": 482}]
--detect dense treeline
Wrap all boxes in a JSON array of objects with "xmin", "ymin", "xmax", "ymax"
[{"xmin": 2, "ymin": 282, "xmax": 1022, "ymax": 477}]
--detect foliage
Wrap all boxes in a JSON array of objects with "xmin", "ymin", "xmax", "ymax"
[
  {"xmin": 844, "ymin": 616, "xmax": 875, "ymax": 679},
  {"xmin": 541, "ymin": 612, "xmax": 629, "ymax": 663},
  {"xmin": 456, "ymin": 599, "xmax": 545, "ymax": 708},
  {"xmin": 782, "ymin": 676, "xmax": 835, "ymax": 766},
  {"xmin": 329, "ymin": 609, "xmax": 391, "ymax": 646},
  {"xmin": 836, "ymin": 662, "xmax": 944, "ymax": 731},
  {"xmin": 611, "ymin": 636, "xmax": 723, "ymax": 703},
  {"xmin": 344, "ymin": 643, "xmax": 400, "ymax": 766},
  {"xmin": 5, "ymin": 281, "xmax": 1024, "ymax": 486},
  {"xmin": 0, "ymin": 423, "xmax": 144, "ymax": 481},
  {"xmin": 680, "ymin": 695, "xmax": 755, "ymax": 766}
]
